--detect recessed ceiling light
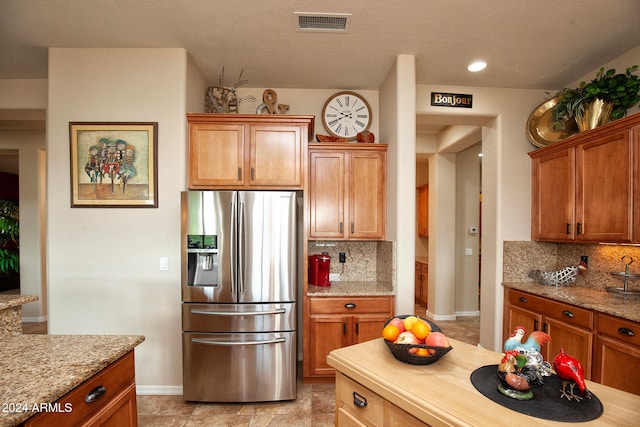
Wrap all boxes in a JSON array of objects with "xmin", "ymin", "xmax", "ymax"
[{"xmin": 467, "ymin": 61, "xmax": 487, "ymax": 72}]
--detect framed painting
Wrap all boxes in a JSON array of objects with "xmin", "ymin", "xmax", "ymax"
[{"xmin": 69, "ymin": 122, "xmax": 158, "ymax": 207}]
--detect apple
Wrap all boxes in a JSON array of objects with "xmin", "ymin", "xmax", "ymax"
[
  {"xmin": 388, "ymin": 317, "xmax": 405, "ymax": 333},
  {"xmin": 424, "ymin": 331, "xmax": 450, "ymax": 348},
  {"xmin": 396, "ymin": 331, "xmax": 419, "ymax": 345},
  {"xmin": 403, "ymin": 316, "xmax": 420, "ymax": 332}
]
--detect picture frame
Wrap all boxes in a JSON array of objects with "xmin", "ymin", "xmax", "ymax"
[{"xmin": 69, "ymin": 122, "xmax": 158, "ymax": 208}]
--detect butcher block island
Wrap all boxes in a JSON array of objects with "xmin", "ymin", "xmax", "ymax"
[
  {"xmin": 0, "ymin": 334, "xmax": 144, "ymax": 426},
  {"xmin": 327, "ymin": 338, "xmax": 640, "ymax": 426}
]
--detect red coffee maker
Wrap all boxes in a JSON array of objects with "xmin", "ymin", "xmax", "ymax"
[{"xmin": 308, "ymin": 254, "xmax": 331, "ymax": 287}]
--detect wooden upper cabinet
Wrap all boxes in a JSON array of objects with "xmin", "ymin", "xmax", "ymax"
[
  {"xmin": 308, "ymin": 151, "xmax": 346, "ymax": 239},
  {"xmin": 308, "ymin": 143, "xmax": 387, "ymax": 240},
  {"xmin": 189, "ymin": 122, "xmax": 245, "ymax": 187},
  {"xmin": 531, "ymin": 148, "xmax": 575, "ymax": 240},
  {"xmin": 187, "ymin": 114, "xmax": 314, "ymax": 189},
  {"xmin": 530, "ymin": 113, "xmax": 640, "ymax": 243},
  {"xmin": 576, "ymin": 133, "xmax": 633, "ymax": 241},
  {"xmin": 349, "ymin": 151, "xmax": 386, "ymax": 238}
]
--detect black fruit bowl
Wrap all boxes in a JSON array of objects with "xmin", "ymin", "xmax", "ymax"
[{"xmin": 383, "ymin": 315, "xmax": 453, "ymax": 365}]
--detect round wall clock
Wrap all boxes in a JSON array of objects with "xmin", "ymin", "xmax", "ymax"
[{"xmin": 321, "ymin": 91, "xmax": 372, "ymax": 140}]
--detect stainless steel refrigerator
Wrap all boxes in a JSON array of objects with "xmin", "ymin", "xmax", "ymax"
[{"xmin": 181, "ymin": 190, "xmax": 299, "ymax": 402}]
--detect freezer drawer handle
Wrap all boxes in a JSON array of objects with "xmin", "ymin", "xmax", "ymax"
[
  {"xmin": 191, "ymin": 337, "xmax": 286, "ymax": 346},
  {"xmin": 191, "ymin": 308, "xmax": 287, "ymax": 316}
]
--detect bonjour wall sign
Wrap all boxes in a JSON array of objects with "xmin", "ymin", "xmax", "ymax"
[{"xmin": 431, "ymin": 92, "xmax": 473, "ymax": 108}]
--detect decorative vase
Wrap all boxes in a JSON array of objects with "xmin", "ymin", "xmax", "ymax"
[
  {"xmin": 357, "ymin": 130, "xmax": 375, "ymax": 143},
  {"xmin": 575, "ymin": 99, "xmax": 614, "ymax": 132}
]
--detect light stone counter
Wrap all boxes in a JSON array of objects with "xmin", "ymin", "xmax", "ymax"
[
  {"xmin": 328, "ymin": 338, "xmax": 640, "ymax": 426},
  {"xmin": 415, "ymin": 256, "xmax": 428, "ymax": 264},
  {"xmin": 307, "ymin": 280, "xmax": 394, "ymax": 297},
  {"xmin": 0, "ymin": 334, "xmax": 144, "ymax": 426},
  {"xmin": 0, "ymin": 294, "xmax": 38, "ymax": 337},
  {"xmin": 503, "ymin": 282, "xmax": 640, "ymax": 323}
]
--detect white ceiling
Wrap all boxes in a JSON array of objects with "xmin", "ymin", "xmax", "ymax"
[
  {"xmin": 2, "ymin": 0, "xmax": 640, "ymax": 89},
  {"xmin": 1, "ymin": 1, "xmax": 640, "ymax": 171}
]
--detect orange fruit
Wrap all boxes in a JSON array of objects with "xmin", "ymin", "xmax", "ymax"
[
  {"xmin": 414, "ymin": 348, "xmax": 430, "ymax": 356},
  {"xmin": 382, "ymin": 323, "xmax": 400, "ymax": 342},
  {"xmin": 411, "ymin": 320, "xmax": 431, "ymax": 341},
  {"xmin": 403, "ymin": 316, "xmax": 420, "ymax": 331}
]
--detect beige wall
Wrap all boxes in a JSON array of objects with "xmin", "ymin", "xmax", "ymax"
[
  {"xmin": 47, "ymin": 48, "xmax": 189, "ymax": 393},
  {"xmin": 455, "ymin": 142, "xmax": 481, "ymax": 314}
]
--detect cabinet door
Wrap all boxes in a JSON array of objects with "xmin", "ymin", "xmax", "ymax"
[
  {"xmin": 249, "ymin": 125, "xmax": 303, "ymax": 187},
  {"xmin": 308, "ymin": 314, "xmax": 350, "ymax": 376},
  {"xmin": 417, "ymin": 185, "xmax": 428, "ymax": 237},
  {"xmin": 576, "ymin": 132, "xmax": 633, "ymax": 242},
  {"xmin": 531, "ymin": 148, "xmax": 575, "ymax": 241},
  {"xmin": 349, "ymin": 151, "xmax": 386, "ymax": 239},
  {"xmin": 353, "ymin": 314, "xmax": 389, "ymax": 344},
  {"xmin": 593, "ymin": 335, "xmax": 640, "ymax": 395},
  {"xmin": 414, "ymin": 263, "xmax": 422, "ymax": 304},
  {"xmin": 309, "ymin": 151, "xmax": 346, "ymax": 238},
  {"xmin": 503, "ymin": 305, "xmax": 542, "ymax": 344},
  {"xmin": 188, "ymin": 123, "xmax": 245, "ymax": 188},
  {"xmin": 420, "ymin": 264, "xmax": 428, "ymax": 307},
  {"xmin": 543, "ymin": 317, "xmax": 593, "ymax": 379}
]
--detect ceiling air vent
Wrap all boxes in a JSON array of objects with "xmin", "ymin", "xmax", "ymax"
[{"xmin": 294, "ymin": 12, "xmax": 352, "ymax": 33}]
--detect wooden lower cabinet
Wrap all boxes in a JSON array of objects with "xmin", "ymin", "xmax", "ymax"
[
  {"xmin": 592, "ymin": 313, "xmax": 640, "ymax": 395},
  {"xmin": 305, "ymin": 296, "xmax": 393, "ymax": 381},
  {"xmin": 503, "ymin": 289, "xmax": 593, "ymax": 379},
  {"xmin": 504, "ymin": 288, "xmax": 640, "ymax": 395},
  {"xmin": 25, "ymin": 352, "xmax": 137, "ymax": 427},
  {"xmin": 336, "ymin": 372, "xmax": 428, "ymax": 427},
  {"xmin": 414, "ymin": 262, "xmax": 428, "ymax": 306}
]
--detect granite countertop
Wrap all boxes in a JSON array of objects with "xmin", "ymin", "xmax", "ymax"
[
  {"xmin": 0, "ymin": 294, "xmax": 38, "ymax": 311},
  {"xmin": 307, "ymin": 280, "xmax": 394, "ymax": 296},
  {"xmin": 415, "ymin": 257, "xmax": 428, "ymax": 264},
  {"xmin": 0, "ymin": 334, "xmax": 145, "ymax": 426},
  {"xmin": 503, "ymin": 282, "xmax": 640, "ymax": 323}
]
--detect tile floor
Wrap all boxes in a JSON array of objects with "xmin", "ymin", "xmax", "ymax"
[{"xmin": 21, "ymin": 305, "xmax": 480, "ymax": 426}]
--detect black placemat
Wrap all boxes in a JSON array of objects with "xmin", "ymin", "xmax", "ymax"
[{"xmin": 470, "ymin": 365, "xmax": 603, "ymax": 422}]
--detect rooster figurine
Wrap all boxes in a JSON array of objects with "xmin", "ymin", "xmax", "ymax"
[
  {"xmin": 553, "ymin": 348, "xmax": 589, "ymax": 401},
  {"xmin": 504, "ymin": 326, "xmax": 550, "ymax": 354}
]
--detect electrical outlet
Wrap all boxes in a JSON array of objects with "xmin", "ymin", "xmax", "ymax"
[{"xmin": 339, "ymin": 252, "xmax": 346, "ymax": 263}]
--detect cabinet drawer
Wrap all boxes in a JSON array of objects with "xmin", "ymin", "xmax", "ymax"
[
  {"xmin": 336, "ymin": 372, "xmax": 384, "ymax": 426},
  {"xmin": 597, "ymin": 313, "xmax": 640, "ymax": 347},
  {"xmin": 508, "ymin": 290, "xmax": 592, "ymax": 329},
  {"xmin": 25, "ymin": 352, "xmax": 135, "ymax": 427},
  {"xmin": 309, "ymin": 297, "xmax": 393, "ymax": 315}
]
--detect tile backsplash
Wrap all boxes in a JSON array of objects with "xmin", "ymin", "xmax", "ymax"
[
  {"xmin": 504, "ymin": 241, "xmax": 640, "ymax": 291},
  {"xmin": 308, "ymin": 240, "xmax": 394, "ymax": 283}
]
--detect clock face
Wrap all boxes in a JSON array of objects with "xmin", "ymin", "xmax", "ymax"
[{"xmin": 322, "ymin": 91, "xmax": 372, "ymax": 140}]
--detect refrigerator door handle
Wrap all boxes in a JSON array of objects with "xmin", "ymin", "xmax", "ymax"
[
  {"xmin": 238, "ymin": 200, "xmax": 245, "ymax": 294},
  {"xmin": 191, "ymin": 337, "xmax": 286, "ymax": 346},
  {"xmin": 230, "ymin": 199, "xmax": 238, "ymax": 296},
  {"xmin": 190, "ymin": 308, "xmax": 287, "ymax": 316}
]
